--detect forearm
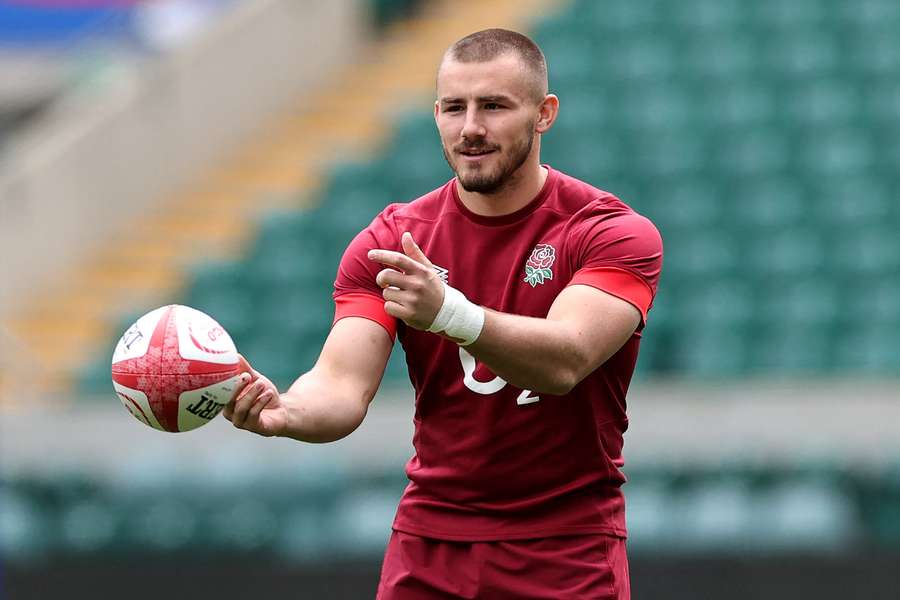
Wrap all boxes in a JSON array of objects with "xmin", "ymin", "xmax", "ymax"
[
  {"xmin": 279, "ymin": 368, "xmax": 372, "ymax": 443},
  {"xmin": 462, "ymin": 309, "xmax": 589, "ymax": 395}
]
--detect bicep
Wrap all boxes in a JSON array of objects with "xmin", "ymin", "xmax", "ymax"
[
  {"xmin": 546, "ymin": 284, "xmax": 642, "ymax": 369},
  {"xmin": 307, "ymin": 317, "xmax": 394, "ymax": 405}
]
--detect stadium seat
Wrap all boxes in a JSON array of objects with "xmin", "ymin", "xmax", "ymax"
[
  {"xmin": 744, "ymin": 228, "xmax": 828, "ymax": 282},
  {"xmin": 697, "ymin": 80, "xmax": 777, "ymax": 130},
  {"xmin": 676, "ymin": 32, "xmax": 759, "ymax": 82},
  {"xmin": 831, "ymin": 227, "xmax": 900, "ymax": 278},
  {"xmin": 833, "ymin": 325, "xmax": 900, "ymax": 374},
  {"xmin": 662, "ymin": 232, "xmax": 740, "ymax": 283},
  {"xmin": 185, "ymin": 261, "xmax": 255, "ymax": 341},
  {"xmin": 662, "ymin": 0, "xmax": 747, "ymax": 34}
]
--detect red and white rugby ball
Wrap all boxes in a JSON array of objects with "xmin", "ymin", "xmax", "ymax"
[{"xmin": 111, "ymin": 305, "xmax": 243, "ymax": 432}]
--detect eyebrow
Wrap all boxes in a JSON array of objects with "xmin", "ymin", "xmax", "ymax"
[{"xmin": 439, "ymin": 95, "xmax": 517, "ymax": 104}]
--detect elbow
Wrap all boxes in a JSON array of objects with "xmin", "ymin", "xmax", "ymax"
[
  {"xmin": 534, "ymin": 368, "xmax": 581, "ymax": 396},
  {"xmin": 533, "ymin": 351, "xmax": 596, "ymax": 395}
]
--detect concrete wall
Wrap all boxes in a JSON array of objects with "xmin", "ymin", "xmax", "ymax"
[{"xmin": 0, "ymin": 0, "xmax": 367, "ymax": 316}]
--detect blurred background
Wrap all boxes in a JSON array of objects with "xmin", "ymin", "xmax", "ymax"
[{"xmin": 1, "ymin": 0, "xmax": 899, "ymax": 598}]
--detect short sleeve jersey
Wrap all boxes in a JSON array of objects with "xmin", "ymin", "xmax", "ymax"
[{"xmin": 333, "ymin": 166, "xmax": 663, "ymax": 541}]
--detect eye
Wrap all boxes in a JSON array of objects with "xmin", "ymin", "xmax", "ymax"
[
  {"xmin": 484, "ymin": 102, "xmax": 504, "ymax": 110},
  {"xmin": 443, "ymin": 105, "xmax": 464, "ymax": 113}
]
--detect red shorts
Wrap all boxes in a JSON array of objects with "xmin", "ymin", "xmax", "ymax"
[{"xmin": 376, "ymin": 531, "xmax": 630, "ymax": 600}]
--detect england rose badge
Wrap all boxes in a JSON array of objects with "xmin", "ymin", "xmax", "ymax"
[{"xmin": 523, "ymin": 244, "xmax": 556, "ymax": 287}]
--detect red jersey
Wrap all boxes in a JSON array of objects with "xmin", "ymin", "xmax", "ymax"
[{"xmin": 333, "ymin": 166, "xmax": 663, "ymax": 541}]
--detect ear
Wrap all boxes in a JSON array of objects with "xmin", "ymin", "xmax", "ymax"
[
  {"xmin": 535, "ymin": 94, "xmax": 559, "ymax": 134},
  {"xmin": 434, "ymin": 100, "xmax": 440, "ymax": 122}
]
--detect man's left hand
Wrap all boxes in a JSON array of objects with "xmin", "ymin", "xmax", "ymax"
[{"xmin": 368, "ymin": 232, "xmax": 445, "ymax": 331}]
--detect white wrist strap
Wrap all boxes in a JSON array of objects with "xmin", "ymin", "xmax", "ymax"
[{"xmin": 427, "ymin": 283, "xmax": 485, "ymax": 346}]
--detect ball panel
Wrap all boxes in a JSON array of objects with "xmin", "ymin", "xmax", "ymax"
[
  {"xmin": 113, "ymin": 371, "xmax": 241, "ymax": 432},
  {"xmin": 111, "ymin": 305, "xmax": 169, "ymax": 366},
  {"xmin": 111, "ymin": 305, "xmax": 173, "ymax": 376},
  {"xmin": 173, "ymin": 305, "xmax": 239, "ymax": 367},
  {"xmin": 177, "ymin": 373, "xmax": 243, "ymax": 432},
  {"xmin": 113, "ymin": 382, "xmax": 165, "ymax": 431}
]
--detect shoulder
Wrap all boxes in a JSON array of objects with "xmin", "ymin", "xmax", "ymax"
[{"xmin": 551, "ymin": 169, "xmax": 660, "ymax": 240}]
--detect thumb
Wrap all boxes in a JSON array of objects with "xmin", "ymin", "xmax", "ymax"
[
  {"xmin": 401, "ymin": 232, "xmax": 433, "ymax": 268},
  {"xmin": 237, "ymin": 354, "xmax": 259, "ymax": 381}
]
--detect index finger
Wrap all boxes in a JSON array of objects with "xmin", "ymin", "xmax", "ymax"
[{"xmin": 367, "ymin": 249, "xmax": 427, "ymax": 274}]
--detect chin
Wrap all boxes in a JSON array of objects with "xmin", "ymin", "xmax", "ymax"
[{"xmin": 459, "ymin": 175, "xmax": 505, "ymax": 194}]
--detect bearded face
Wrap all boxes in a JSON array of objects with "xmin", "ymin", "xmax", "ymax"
[
  {"xmin": 435, "ymin": 54, "xmax": 544, "ymax": 197},
  {"xmin": 441, "ymin": 118, "xmax": 535, "ymax": 195}
]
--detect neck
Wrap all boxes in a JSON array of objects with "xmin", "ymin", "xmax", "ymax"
[{"xmin": 456, "ymin": 161, "xmax": 548, "ymax": 217}]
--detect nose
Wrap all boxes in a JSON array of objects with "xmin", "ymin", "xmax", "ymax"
[{"xmin": 460, "ymin": 107, "xmax": 486, "ymax": 140}]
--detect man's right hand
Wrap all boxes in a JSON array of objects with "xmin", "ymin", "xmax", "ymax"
[{"xmin": 223, "ymin": 355, "xmax": 287, "ymax": 437}]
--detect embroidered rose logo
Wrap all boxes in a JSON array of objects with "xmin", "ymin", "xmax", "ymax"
[{"xmin": 523, "ymin": 244, "xmax": 556, "ymax": 287}]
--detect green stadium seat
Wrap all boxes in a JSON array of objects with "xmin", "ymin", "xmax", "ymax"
[
  {"xmin": 246, "ymin": 214, "xmax": 335, "ymax": 288},
  {"xmin": 662, "ymin": 0, "xmax": 747, "ymax": 34},
  {"xmin": 637, "ymin": 178, "xmax": 721, "ymax": 231},
  {"xmin": 838, "ymin": 0, "xmax": 900, "ymax": 30},
  {"xmin": 750, "ymin": 0, "xmax": 828, "ymax": 32},
  {"xmin": 727, "ymin": 177, "xmax": 808, "ymax": 233},
  {"xmin": 800, "ymin": 128, "xmax": 874, "ymax": 178},
  {"xmin": 672, "ymin": 327, "xmax": 751, "ymax": 377},
  {"xmin": 714, "ymin": 127, "xmax": 793, "ymax": 178},
  {"xmin": 831, "ymin": 227, "xmax": 900, "ymax": 278},
  {"xmin": 368, "ymin": 0, "xmax": 419, "ymax": 28},
  {"xmin": 382, "ymin": 150, "xmax": 451, "ymax": 202},
  {"xmin": 754, "ymin": 280, "xmax": 841, "ymax": 336},
  {"xmin": 539, "ymin": 34, "xmax": 600, "ymax": 87},
  {"xmin": 832, "ymin": 325, "xmax": 900, "ymax": 374},
  {"xmin": 238, "ymin": 335, "xmax": 309, "ymax": 389},
  {"xmin": 866, "ymin": 82, "xmax": 900, "ymax": 131},
  {"xmin": 606, "ymin": 37, "xmax": 676, "ymax": 84},
  {"xmin": 676, "ymin": 32, "xmax": 759, "ymax": 81},
  {"xmin": 841, "ymin": 279, "xmax": 900, "ymax": 328},
  {"xmin": 814, "ymin": 177, "xmax": 893, "ymax": 228},
  {"xmin": 674, "ymin": 279, "xmax": 755, "ymax": 331},
  {"xmin": 698, "ymin": 80, "xmax": 777, "ymax": 129},
  {"xmin": 551, "ymin": 86, "xmax": 615, "ymax": 139},
  {"xmin": 618, "ymin": 83, "xmax": 693, "ymax": 134},
  {"xmin": 184, "ymin": 260, "xmax": 254, "ymax": 337},
  {"xmin": 630, "ymin": 132, "xmax": 705, "ymax": 178},
  {"xmin": 852, "ymin": 31, "xmax": 900, "ymax": 79},
  {"xmin": 572, "ymin": 0, "xmax": 659, "ymax": 35},
  {"xmin": 750, "ymin": 323, "xmax": 833, "ymax": 374},
  {"xmin": 783, "ymin": 79, "xmax": 862, "ymax": 127},
  {"xmin": 745, "ymin": 228, "xmax": 827, "ymax": 282},
  {"xmin": 663, "ymin": 232, "xmax": 740, "ymax": 282}
]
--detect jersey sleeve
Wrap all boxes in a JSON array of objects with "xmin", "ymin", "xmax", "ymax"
[
  {"xmin": 333, "ymin": 208, "xmax": 401, "ymax": 338},
  {"xmin": 567, "ymin": 208, "xmax": 663, "ymax": 326}
]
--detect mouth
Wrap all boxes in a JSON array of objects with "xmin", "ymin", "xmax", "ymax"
[{"xmin": 457, "ymin": 148, "xmax": 497, "ymax": 161}]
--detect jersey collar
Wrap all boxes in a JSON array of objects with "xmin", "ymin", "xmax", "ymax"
[{"xmin": 450, "ymin": 165, "xmax": 558, "ymax": 227}]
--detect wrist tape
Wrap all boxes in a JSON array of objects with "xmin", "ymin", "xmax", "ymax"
[{"xmin": 426, "ymin": 283, "xmax": 485, "ymax": 346}]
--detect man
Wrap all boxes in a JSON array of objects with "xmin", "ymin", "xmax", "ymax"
[{"xmin": 225, "ymin": 28, "xmax": 662, "ymax": 599}]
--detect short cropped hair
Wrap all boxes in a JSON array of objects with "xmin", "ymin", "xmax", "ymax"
[{"xmin": 442, "ymin": 28, "xmax": 549, "ymax": 102}]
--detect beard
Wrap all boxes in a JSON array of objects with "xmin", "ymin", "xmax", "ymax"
[{"xmin": 442, "ymin": 123, "xmax": 535, "ymax": 195}]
